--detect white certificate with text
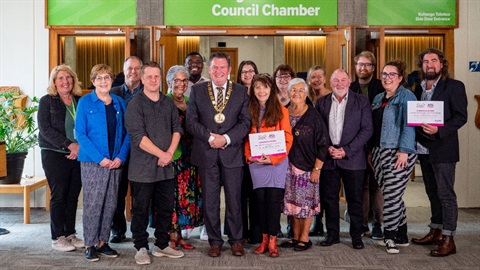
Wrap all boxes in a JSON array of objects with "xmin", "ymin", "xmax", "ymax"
[
  {"xmin": 249, "ymin": 130, "xmax": 287, "ymax": 159},
  {"xmin": 407, "ymin": 101, "xmax": 444, "ymax": 126}
]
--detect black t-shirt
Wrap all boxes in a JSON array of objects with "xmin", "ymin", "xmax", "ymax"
[{"xmin": 371, "ymin": 93, "xmax": 390, "ymax": 147}]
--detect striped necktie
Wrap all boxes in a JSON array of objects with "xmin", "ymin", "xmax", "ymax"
[{"xmin": 216, "ymin": 87, "xmax": 224, "ymax": 108}]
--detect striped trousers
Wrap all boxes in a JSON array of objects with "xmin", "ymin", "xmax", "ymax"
[{"xmin": 372, "ymin": 148, "xmax": 417, "ymax": 239}]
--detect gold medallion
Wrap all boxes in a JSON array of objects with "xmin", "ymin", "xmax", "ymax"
[
  {"xmin": 295, "ymin": 130, "xmax": 300, "ymax": 136},
  {"xmin": 214, "ymin": 113, "xmax": 226, "ymax": 124}
]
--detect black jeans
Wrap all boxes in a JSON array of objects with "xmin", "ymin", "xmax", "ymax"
[
  {"xmin": 255, "ymin": 187, "xmax": 284, "ymax": 236},
  {"xmin": 130, "ymin": 179, "xmax": 174, "ymax": 250},
  {"xmin": 41, "ymin": 150, "xmax": 82, "ymax": 240},
  {"xmin": 111, "ymin": 155, "xmax": 130, "ymax": 236}
]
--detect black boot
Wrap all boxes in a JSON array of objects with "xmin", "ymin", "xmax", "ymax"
[{"xmin": 309, "ymin": 215, "xmax": 325, "ymax": 236}]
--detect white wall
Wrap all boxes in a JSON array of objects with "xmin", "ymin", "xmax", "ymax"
[
  {"xmin": 206, "ymin": 36, "xmax": 276, "ymax": 74},
  {"xmin": 454, "ymin": 0, "xmax": 480, "ymax": 207},
  {"xmin": 1, "ymin": 0, "xmax": 479, "ymax": 208},
  {"xmin": 0, "ymin": 0, "xmax": 49, "ymax": 207}
]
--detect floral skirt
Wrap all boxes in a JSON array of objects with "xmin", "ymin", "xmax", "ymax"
[
  {"xmin": 283, "ymin": 163, "xmax": 320, "ymax": 218},
  {"xmin": 171, "ymin": 158, "xmax": 204, "ymax": 231}
]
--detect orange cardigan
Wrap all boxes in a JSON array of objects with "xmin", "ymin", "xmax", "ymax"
[{"xmin": 244, "ymin": 106, "xmax": 293, "ymax": 165}]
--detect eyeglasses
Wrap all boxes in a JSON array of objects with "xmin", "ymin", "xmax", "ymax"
[
  {"xmin": 380, "ymin": 72, "xmax": 399, "ymax": 79},
  {"xmin": 356, "ymin": 63, "xmax": 373, "ymax": 68},
  {"xmin": 290, "ymin": 88, "xmax": 306, "ymax": 94},
  {"xmin": 241, "ymin": 69, "xmax": 256, "ymax": 75},
  {"xmin": 276, "ymin": 75, "xmax": 291, "ymax": 81},
  {"xmin": 95, "ymin": 75, "xmax": 111, "ymax": 81},
  {"xmin": 173, "ymin": 78, "xmax": 189, "ymax": 84}
]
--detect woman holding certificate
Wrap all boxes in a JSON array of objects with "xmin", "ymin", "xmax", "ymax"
[
  {"xmin": 244, "ymin": 73, "xmax": 293, "ymax": 257},
  {"xmin": 370, "ymin": 60, "xmax": 417, "ymax": 254},
  {"xmin": 282, "ymin": 78, "xmax": 328, "ymax": 252}
]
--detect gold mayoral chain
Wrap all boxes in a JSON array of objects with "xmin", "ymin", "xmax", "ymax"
[{"xmin": 208, "ymin": 82, "xmax": 233, "ymax": 124}]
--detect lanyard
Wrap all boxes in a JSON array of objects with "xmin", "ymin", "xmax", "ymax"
[{"xmin": 65, "ymin": 99, "xmax": 76, "ymax": 120}]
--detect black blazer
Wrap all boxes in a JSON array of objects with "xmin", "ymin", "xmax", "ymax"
[
  {"xmin": 315, "ymin": 90, "xmax": 373, "ymax": 171},
  {"xmin": 414, "ymin": 77, "xmax": 468, "ymax": 163},
  {"xmin": 186, "ymin": 81, "xmax": 251, "ymax": 168},
  {"xmin": 351, "ymin": 77, "xmax": 385, "ymax": 104},
  {"xmin": 38, "ymin": 94, "xmax": 81, "ymax": 152}
]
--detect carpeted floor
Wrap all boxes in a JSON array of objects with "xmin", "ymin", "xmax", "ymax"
[
  {"xmin": 1, "ymin": 205, "xmax": 480, "ymax": 270},
  {"xmin": 1, "ymin": 176, "xmax": 479, "ymax": 270}
]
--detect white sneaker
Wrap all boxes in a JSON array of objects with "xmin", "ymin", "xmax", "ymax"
[
  {"xmin": 66, "ymin": 233, "xmax": 85, "ymax": 248},
  {"xmin": 385, "ymin": 239, "xmax": 399, "ymax": 254},
  {"xmin": 200, "ymin": 226, "xmax": 208, "ymax": 241},
  {"xmin": 135, "ymin": 248, "xmax": 151, "ymax": 265},
  {"xmin": 52, "ymin": 236, "xmax": 76, "ymax": 252},
  {"xmin": 181, "ymin": 228, "xmax": 193, "ymax": 240},
  {"xmin": 152, "ymin": 246, "xmax": 184, "ymax": 259}
]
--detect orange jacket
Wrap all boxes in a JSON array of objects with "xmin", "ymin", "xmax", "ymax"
[{"xmin": 244, "ymin": 106, "xmax": 293, "ymax": 165}]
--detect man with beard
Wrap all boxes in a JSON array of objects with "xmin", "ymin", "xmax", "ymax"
[
  {"xmin": 184, "ymin": 52, "xmax": 209, "ymax": 97},
  {"xmin": 350, "ymin": 51, "xmax": 385, "ymax": 241},
  {"xmin": 411, "ymin": 48, "xmax": 467, "ymax": 257},
  {"xmin": 109, "ymin": 56, "xmax": 143, "ymax": 243}
]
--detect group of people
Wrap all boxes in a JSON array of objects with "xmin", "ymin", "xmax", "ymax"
[{"xmin": 37, "ymin": 47, "xmax": 467, "ymax": 264}]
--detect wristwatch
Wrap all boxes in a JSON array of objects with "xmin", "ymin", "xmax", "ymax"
[{"xmin": 315, "ymin": 167, "xmax": 322, "ymax": 171}]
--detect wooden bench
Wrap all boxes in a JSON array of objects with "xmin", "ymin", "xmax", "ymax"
[{"xmin": 0, "ymin": 177, "xmax": 50, "ymax": 224}]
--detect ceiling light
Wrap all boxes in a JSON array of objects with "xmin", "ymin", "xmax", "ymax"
[
  {"xmin": 275, "ymin": 29, "xmax": 324, "ymax": 35},
  {"xmin": 384, "ymin": 30, "xmax": 429, "ymax": 34},
  {"xmin": 179, "ymin": 28, "xmax": 227, "ymax": 34},
  {"xmin": 74, "ymin": 30, "xmax": 124, "ymax": 35}
]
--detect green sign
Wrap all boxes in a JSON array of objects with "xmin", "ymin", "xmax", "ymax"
[
  {"xmin": 48, "ymin": 0, "xmax": 136, "ymax": 26},
  {"xmin": 367, "ymin": 0, "xmax": 456, "ymax": 26},
  {"xmin": 164, "ymin": 0, "xmax": 337, "ymax": 26}
]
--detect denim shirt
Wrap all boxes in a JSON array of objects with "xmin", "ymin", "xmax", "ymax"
[
  {"xmin": 371, "ymin": 85, "xmax": 416, "ymax": 153},
  {"xmin": 75, "ymin": 90, "xmax": 130, "ymax": 164}
]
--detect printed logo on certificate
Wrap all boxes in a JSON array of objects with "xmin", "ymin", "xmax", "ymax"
[
  {"xmin": 249, "ymin": 130, "xmax": 287, "ymax": 159},
  {"xmin": 407, "ymin": 101, "xmax": 444, "ymax": 126}
]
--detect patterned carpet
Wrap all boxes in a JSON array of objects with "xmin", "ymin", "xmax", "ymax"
[{"xmin": 1, "ymin": 206, "xmax": 479, "ymax": 270}]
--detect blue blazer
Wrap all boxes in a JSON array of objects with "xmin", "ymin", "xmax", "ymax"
[{"xmin": 315, "ymin": 90, "xmax": 373, "ymax": 170}]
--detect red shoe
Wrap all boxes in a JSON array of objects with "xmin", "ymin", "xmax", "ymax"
[
  {"xmin": 268, "ymin": 235, "xmax": 279, "ymax": 257},
  {"xmin": 254, "ymin": 234, "xmax": 268, "ymax": 254},
  {"xmin": 169, "ymin": 239, "xmax": 177, "ymax": 250},
  {"xmin": 177, "ymin": 234, "xmax": 195, "ymax": 250},
  {"xmin": 179, "ymin": 242, "xmax": 195, "ymax": 250}
]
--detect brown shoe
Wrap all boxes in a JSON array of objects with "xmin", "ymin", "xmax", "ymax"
[
  {"xmin": 208, "ymin": 245, "xmax": 221, "ymax": 257},
  {"xmin": 411, "ymin": 228, "xmax": 442, "ymax": 245},
  {"xmin": 231, "ymin": 243, "xmax": 245, "ymax": 256},
  {"xmin": 431, "ymin": 235, "xmax": 456, "ymax": 257}
]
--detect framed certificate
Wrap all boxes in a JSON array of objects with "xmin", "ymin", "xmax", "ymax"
[
  {"xmin": 248, "ymin": 130, "xmax": 287, "ymax": 159},
  {"xmin": 407, "ymin": 101, "xmax": 444, "ymax": 126}
]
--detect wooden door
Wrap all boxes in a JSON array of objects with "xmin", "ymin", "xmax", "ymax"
[{"xmin": 210, "ymin": 47, "xmax": 238, "ymax": 82}]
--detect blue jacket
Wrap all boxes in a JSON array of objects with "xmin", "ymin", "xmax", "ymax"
[
  {"xmin": 371, "ymin": 85, "xmax": 416, "ymax": 153},
  {"xmin": 75, "ymin": 90, "xmax": 130, "ymax": 163}
]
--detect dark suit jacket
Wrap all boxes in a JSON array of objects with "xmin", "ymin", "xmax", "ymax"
[
  {"xmin": 315, "ymin": 90, "xmax": 373, "ymax": 171},
  {"xmin": 414, "ymin": 77, "xmax": 468, "ymax": 163},
  {"xmin": 186, "ymin": 81, "xmax": 251, "ymax": 168},
  {"xmin": 110, "ymin": 84, "xmax": 125, "ymax": 98},
  {"xmin": 351, "ymin": 77, "xmax": 385, "ymax": 104}
]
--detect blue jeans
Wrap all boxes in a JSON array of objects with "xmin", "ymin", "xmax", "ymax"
[{"xmin": 418, "ymin": 155, "xmax": 458, "ymax": 235}]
